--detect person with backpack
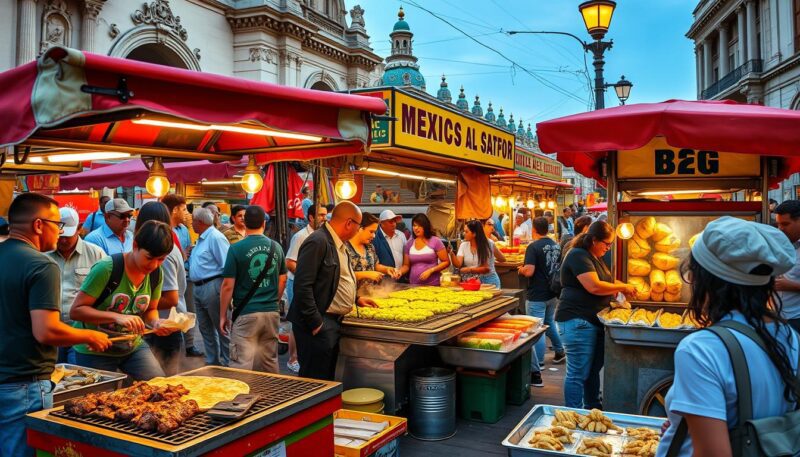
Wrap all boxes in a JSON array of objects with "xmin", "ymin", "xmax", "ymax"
[
  {"xmin": 69, "ymin": 220, "xmax": 178, "ymax": 380},
  {"xmin": 658, "ymin": 217, "xmax": 800, "ymax": 457},
  {"xmin": 519, "ymin": 217, "xmax": 566, "ymax": 379}
]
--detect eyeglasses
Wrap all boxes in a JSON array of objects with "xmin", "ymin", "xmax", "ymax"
[
  {"xmin": 38, "ymin": 218, "xmax": 66, "ymax": 230},
  {"xmin": 599, "ymin": 240, "xmax": 613, "ymax": 248},
  {"xmin": 347, "ymin": 218, "xmax": 362, "ymax": 226},
  {"xmin": 109, "ymin": 212, "xmax": 133, "ymax": 220}
]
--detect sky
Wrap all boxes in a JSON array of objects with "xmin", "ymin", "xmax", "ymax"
[{"xmin": 344, "ymin": 0, "xmax": 699, "ymax": 126}]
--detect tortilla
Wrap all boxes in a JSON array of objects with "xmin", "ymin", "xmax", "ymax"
[{"xmin": 147, "ymin": 376, "xmax": 250, "ymax": 410}]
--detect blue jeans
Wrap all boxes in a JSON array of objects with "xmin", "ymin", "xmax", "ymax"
[
  {"xmin": 286, "ymin": 277, "xmax": 294, "ymax": 309},
  {"xmin": 74, "ymin": 343, "xmax": 165, "ymax": 381},
  {"xmin": 527, "ymin": 299, "xmax": 564, "ymax": 365},
  {"xmin": 57, "ymin": 347, "xmax": 76, "ymax": 365},
  {"xmin": 193, "ymin": 278, "xmax": 230, "ymax": 366},
  {"xmin": 0, "ymin": 380, "xmax": 53, "ymax": 457},
  {"xmin": 557, "ymin": 318, "xmax": 604, "ymax": 409},
  {"xmin": 479, "ymin": 272, "xmax": 502, "ymax": 289}
]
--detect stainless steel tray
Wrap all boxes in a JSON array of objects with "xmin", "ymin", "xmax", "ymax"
[
  {"xmin": 503, "ymin": 404, "xmax": 665, "ymax": 456},
  {"xmin": 604, "ymin": 323, "xmax": 694, "ymax": 348},
  {"xmin": 437, "ymin": 326, "xmax": 547, "ymax": 371},
  {"xmin": 52, "ymin": 363, "xmax": 127, "ymax": 407}
]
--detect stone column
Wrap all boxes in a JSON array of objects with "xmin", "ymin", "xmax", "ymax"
[
  {"xmin": 703, "ymin": 38, "xmax": 714, "ymax": 86},
  {"xmin": 718, "ymin": 24, "xmax": 730, "ymax": 76},
  {"xmin": 696, "ymin": 46, "xmax": 704, "ymax": 96},
  {"xmin": 737, "ymin": 4, "xmax": 747, "ymax": 64},
  {"xmin": 82, "ymin": 1, "xmax": 105, "ymax": 53},
  {"xmin": 17, "ymin": 0, "xmax": 38, "ymax": 64},
  {"xmin": 769, "ymin": 0, "xmax": 780, "ymax": 62},
  {"xmin": 746, "ymin": 0, "xmax": 759, "ymax": 61},
  {"xmin": 294, "ymin": 55, "xmax": 303, "ymax": 87}
]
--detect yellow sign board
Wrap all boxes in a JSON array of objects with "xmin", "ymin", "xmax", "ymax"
[
  {"xmin": 392, "ymin": 91, "xmax": 515, "ymax": 169},
  {"xmin": 617, "ymin": 137, "xmax": 760, "ymax": 179},
  {"xmin": 515, "ymin": 148, "xmax": 562, "ymax": 180}
]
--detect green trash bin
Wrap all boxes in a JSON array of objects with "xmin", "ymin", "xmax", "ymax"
[
  {"xmin": 457, "ymin": 367, "xmax": 508, "ymax": 424},
  {"xmin": 506, "ymin": 349, "xmax": 531, "ymax": 405}
]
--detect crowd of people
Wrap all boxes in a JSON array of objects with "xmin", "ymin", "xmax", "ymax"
[{"xmin": 1, "ymin": 191, "xmax": 799, "ymax": 457}]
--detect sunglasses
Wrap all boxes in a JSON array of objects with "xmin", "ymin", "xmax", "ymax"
[{"xmin": 109, "ymin": 212, "xmax": 133, "ymax": 220}]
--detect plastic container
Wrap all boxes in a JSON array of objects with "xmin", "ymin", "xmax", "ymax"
[
  {"xmin": 456, "ymin": 332, "xmax": 514, "ymax": 351},
  {"xmin": 481, "ymin": 320, "xmax": 536, "ymax": 333},
  {"xmin": 475, "ymin": 326, "xmax": 522, "ymax": 341},
  {"xmin": 506, "ymin": 349, "xmax": 531, "ymax": 405},
  {"xmin": 457, "ymin": 367, "xmax": 508, "ymax": 423}
]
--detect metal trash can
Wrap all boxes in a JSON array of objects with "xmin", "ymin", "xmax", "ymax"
[{"xmin": 409, "ymin": 367, "xmax": 456, "ymax": 440}]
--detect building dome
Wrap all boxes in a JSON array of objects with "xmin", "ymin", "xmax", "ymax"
[
  {"xmin": 484, "ymin": 102, "xmax": 495, "ymax": 122},
  {"xmin": 516, "ymin": 120, "xmax": 526, "ymax": 138},
  {"xmin": 456, "ymin": 86, "xmax": 469, "ymax": 111},
  {"xmin": 393, "ymin": 7, "xmax": 410, "ymax": 31},
  {"xmin": 495, "ymin": 107, "xmax": 506, "ymax": 129},
  {"xmin": 437, "ymin": 75, "xmax": 452, "ymax": 103},
  {"xmin": 471, "ymin": 95, "xmax": 483, "ymax": 117},
  {"xmin": 507, "ymin": 114, "xmax": 516, "ymax": 133},
  {"xmin": 526, "ymin": 124, "xmax": 535, "ymax": 143}
]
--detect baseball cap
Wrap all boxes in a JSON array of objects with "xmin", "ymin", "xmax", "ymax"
[
  {"xmin": 59, "ymin": 207, "xmax": 80, "ymax": 237},
  {"xmin": 105, "ymin": 198, "xmax": 133, "ymax": 214},
  {"xmin": 379, "ymin": 210, "xmax": 402, "ymax": 222}
]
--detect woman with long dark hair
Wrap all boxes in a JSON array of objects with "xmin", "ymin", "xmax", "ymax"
[
  {"xmin": 449, "ymin": 219, "xmax": 505, "ymax": 288},
  {"xmin": 657, "ymin": 217, "xmax": 800, "ymax": 456},
  {"xmin": 399, "ymin": 213, "xmax": 450, "ymax": 285},
  {"xmin": 556, "ymin": 220, "xmax": 636, "ymax": 408}
]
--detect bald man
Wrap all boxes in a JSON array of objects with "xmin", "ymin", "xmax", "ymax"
[{"xmin": 287, "ymin": 201, "xmax": 376, "ymax": 380}]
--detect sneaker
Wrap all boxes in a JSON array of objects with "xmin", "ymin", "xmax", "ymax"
[
  {"xmin": 185, "ymin": 347, "xmax": 204, "ymax": 357},
  {"xmin": 538, "ymin": 362, "xmax": 546, "ymax": 370},
  {"xmin": 287, "ymin": 360, "xmax": 300, "ymax": 373},
  {"xmin": 530, "ymin": 371, "xmax": 544, "ymax": 387},
  {"xmin": 553, "ymin": 351, "xmax": 567, "ymax": 364}
]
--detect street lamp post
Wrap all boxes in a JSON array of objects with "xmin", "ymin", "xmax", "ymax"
[{"xmin": 507, "ymin": 0, "xmax": 631, "ymax": 110}]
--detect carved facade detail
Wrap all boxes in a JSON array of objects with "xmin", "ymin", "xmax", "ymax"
[
  {"xmin": 83, "ymin": 0, "xmax": 105, "ymax": 20},
  {"xmin": 131, "ymin": 0, "xmax": 188, "ymax": 41},
  {"xmin": 249, "ymin": 47, "xmax": 276, "ymax": 63},
  {"xmin": 109, "ymin": 23, "xmax": 119, "ymax": 38},
  {"xmin": 40, "ymin": 1, "xmax": 72, "ymax": 55}
]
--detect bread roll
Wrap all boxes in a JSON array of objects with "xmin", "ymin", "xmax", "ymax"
[
  {"xmin": 688, "ymin": 233, "xmax": 700, "ymax": 249},
  {"xmin": 629, "ymin": 235, "xmax": 652, "ymax": 259},
  {"xmin": 651, "ymin": 223, "xmax": 673, "ymax": 242},
  {"xmin": 628, "ymin": 259, "xmax": 651, "ymax": 276},
  {"xmin": 650, "ymin": 269, "xmax": 666, "ymax": 293},
  {"xmin": 664, "ymin": 290, "xmax": 681, "ymax": 302},
  {"xmin": 655, "ymin": 234, "xmax": 681, "ymax": 253},
  {"xmin": 650, "ymin": 290, "xmax": 664, "ymax": 302},
  {"xmin": 666, "ymin": 269, "xmax": 682, "ymax": 294},
  {"xmin": 635, "ymin": 216, "xmax": 657, "ymax": 239},
  {"xmin": 629, "ymin": 277, "xmax": 651, "ymax": 301},
  {"xmin": 652, "ymin": 252, "xmax": 680, "ymax": 271}
]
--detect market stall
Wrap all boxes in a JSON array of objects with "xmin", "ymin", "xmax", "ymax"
[
  {"xmin": 491, "ymin": 146, "xmax": 572, "ymax": 290},
  {"xmin": 537, "ymin": 99, "xmax": 800, "ymax": 415}
]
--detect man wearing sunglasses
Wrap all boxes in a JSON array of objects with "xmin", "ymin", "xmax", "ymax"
[
  {"xmin": 0, "ymin": 193, "xmax": 111, "ymax": 457},
  {"xmin": 84, "ymin": 198, "xmax": 134, "ymax": 255}
]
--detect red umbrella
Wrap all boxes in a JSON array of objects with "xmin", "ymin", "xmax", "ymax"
[
  {"xmin": 536, "ymin": 99, "xmax": 800, "ymax": 188},
  {"xmin": 588, "ymin": 202, "xmax": 607, "ymax": 212}
]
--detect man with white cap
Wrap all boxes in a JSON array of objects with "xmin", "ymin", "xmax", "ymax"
[
  {"xmin": 772, "ymin": 199, "xmax": 800, "ymax": 333},
  {"xmin": 48, "ymin": 207, "xmax": 107, "ymax": 363},
  {"xmin": 84, "ymin": 198, "xmax": 134, "ymax": 255},
  {"xmin": 373, "ymin": 210, "xmax": 406, "ymax": 271}
]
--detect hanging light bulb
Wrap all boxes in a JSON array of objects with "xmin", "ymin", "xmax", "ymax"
[
  {"xmin": 240, "ymin": 155, "xmax": 264, "ymax": 193},
  {"xmin": 547, "ymin": 200, "xmax": 556, "ymax": 210},
  {"xmin": 334, "ymin": 165, "xmax": 357, "ymax": 200},
  {"xmin": 495, "ymin": 195, "xmax": 507, "ymax": 209},
  {"xmin": 538, "ymin": 200, "xmax": 546, "ymax": 210},
  {"xmin": 526, "ymin": 198, "xmax": 535, "ymax": 209},
  {"xmin": 508, "ymin": 195, "xmax": 516, "ymax": 209},
  {"xmin": 617, "ymin": 222, "xmax": 635, "ymax": 240},
  {"xmin": 145, "ymin": 157, "xmax": 170, "ymax": 198}
]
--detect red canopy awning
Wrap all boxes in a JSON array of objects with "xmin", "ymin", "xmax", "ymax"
[
  {"xmin": 492, "ymin": 170, "xmax": 572, "ymax": 188},
  {"xmin": 536, "ymin": 99, "xmax": 800, "ymax": 188},
  {"xmin": 0, "ymin": 47, "xmax": 387, "ymax": 163},
  {"xmin": 59, "ymin": 159, "xmax": 245, "ymax": 190}
]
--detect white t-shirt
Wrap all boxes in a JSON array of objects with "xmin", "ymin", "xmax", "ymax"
[
  {"xmin": 779, "ymin": 240, "xmax": 800, "ymax": 320},
  {"xmin": 513, "ymin": 223, "xmax": 531, "ymax": 241},
  {"xmin": 656, "ymin": 312, "xmax": 800, "ymax": 457},
  {"xmin": 158, "ymin": 245, "xmax": 187, "ymax": 318},
  {"xmin": 457, "ymin": 240, "xmax": 497, "ymax": 274},
  {"xmin": 286, "ymin": 225, "xmax": 313, "ymax": 280}
]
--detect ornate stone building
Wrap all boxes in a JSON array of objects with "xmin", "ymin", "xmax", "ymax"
[
  {"xmin": 0, "ymin": 0, "xmax": 384, "ymax": 90},
  {"xmin": 687, "ymin": 0, "xmax": 800, "ymax": 201}
]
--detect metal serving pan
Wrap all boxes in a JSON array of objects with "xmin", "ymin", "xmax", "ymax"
[
  {"xmin": 604, "ymin": 323, "xmax": 694, "ymax": 348},
  {"xmin": 52, "ymin": 364, "xmax": 127, "ymax": 407},
  {"xmin": 436, "ymin": 326, "xmax": 547, "ymax": 371},
  {"xmin": 502, "ymin": 404, "xmax": 665, "ymax": 456}
]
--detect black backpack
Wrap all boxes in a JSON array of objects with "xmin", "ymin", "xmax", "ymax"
[{"xmin": 93, "ymin": 253, "xmax": 162, "ymax": 307}]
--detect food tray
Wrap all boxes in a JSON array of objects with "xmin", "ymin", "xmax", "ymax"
[
  {"xmin": 503, "ymin": 404, "xmax": 665, "ymax": 456},
  {"xmin": 52, "ymin": 364, "xmax": 127, "ymax": 407},
  {"xmin": 437, "ymin": 326, "xmax": 547, "ymax": 371},
  {"xmin": 604, "ymin": 323, "xmax": 694, "ymax": 348},
  {"xmin": 334, "ymin": 409, "xmax": 407, "ymax": 457}
]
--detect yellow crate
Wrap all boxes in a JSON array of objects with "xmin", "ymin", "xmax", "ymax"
[{"xmin": 333, "ymin": 409, "xmax": 407, "ymax": 457}]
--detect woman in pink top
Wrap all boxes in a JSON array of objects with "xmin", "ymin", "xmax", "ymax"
[{"xmin": 400, "ymin": 214, "xmax": 450, "ymax": 285}]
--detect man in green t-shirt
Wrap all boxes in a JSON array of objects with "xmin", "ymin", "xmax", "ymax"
[
  {"xmin": 70, "ymin": 220, "xmax": 179, "ymax": 380},
  {"xmin": 220, "ymin": 205, "xmax": 287, "ymax": 373}
]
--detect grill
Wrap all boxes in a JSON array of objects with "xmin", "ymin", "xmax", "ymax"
[
  {"xmin": 343, "ymin": 295, "xmax": 504, "ymax": 329},
  {"xmin": 50, "ymin": 367, "xmax": 328, "ymax": 446}
]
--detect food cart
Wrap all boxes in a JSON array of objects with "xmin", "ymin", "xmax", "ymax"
[
  {"xmin": 491, "ymin": 146, "xmax": 572, "ymax": 291},
  {"xmin": 536, "ymin": 99, "xmax": 800, "ymax": 415}
]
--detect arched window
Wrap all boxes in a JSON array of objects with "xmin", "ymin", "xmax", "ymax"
[
  {"xmin": 311, "ymin": 81, "xmax": 333, "ymax": 91},
  {"xmin": 403, "ymin": 40, "xmax": 407, "ymax": 48}
]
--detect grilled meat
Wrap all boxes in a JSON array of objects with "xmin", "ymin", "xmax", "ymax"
[{"xmin": 62, "ymin": 382, "xmax": 199, "ymax": 434}]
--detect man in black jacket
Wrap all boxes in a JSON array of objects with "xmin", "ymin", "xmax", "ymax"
[{"xmin": 287, "ymin": 201, "xmax": 376, "ymax": 380}]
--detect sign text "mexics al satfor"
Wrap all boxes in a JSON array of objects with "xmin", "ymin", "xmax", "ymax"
[{"xmin": 400, "ymin": 104, "xmax": 514, "ymax": 161}]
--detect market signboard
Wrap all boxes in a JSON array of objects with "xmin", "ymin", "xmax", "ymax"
[
  {"xmin": 515, "ymin": 148, "xmax": 562, "ymax": 180},
  {"xmin": 617, "ymin": 137, "xmax": 760, "ymax": 179},
  {"xmin": 392, "ymin": 91, "xmax": 515, "ymax": 169},
  {"xmin": 357, "ymin": 90, "xmax": 392, "ymax": 146}
]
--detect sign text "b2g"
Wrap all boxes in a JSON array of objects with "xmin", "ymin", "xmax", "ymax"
[{"xmin": 654, "ymin": 149, "xmax": 720, "ymax": 175}]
